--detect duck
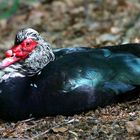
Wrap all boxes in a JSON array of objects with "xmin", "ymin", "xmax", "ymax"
[{"xmin": 0, "ymin": 28, "xmax": 140, "ymax": 121}]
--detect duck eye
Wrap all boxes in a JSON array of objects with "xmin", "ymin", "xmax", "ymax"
[{"xmin": 26, "ymin": 42, "xmax": 30, "ymax": 46}]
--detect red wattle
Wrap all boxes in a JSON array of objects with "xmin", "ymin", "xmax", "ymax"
[{"xmin": 5, "ymin": 50, "xmax": 13, "ymax": 57}]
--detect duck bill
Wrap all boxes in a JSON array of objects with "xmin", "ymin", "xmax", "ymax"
[{"xmin": 0, "ymin": 56, "xmax": 20, "ymax": 69}]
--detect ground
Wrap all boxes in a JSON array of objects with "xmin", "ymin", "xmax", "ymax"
[{"xmin": 0, "ymin": 0, "xmax": 140, "ymax": 139}]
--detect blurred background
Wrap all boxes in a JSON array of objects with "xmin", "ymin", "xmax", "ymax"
[
  {"xmin": 0, "ymin": 0, "xmax": 140, "ymax": 139},
  {"xmin": 0, "ymin": 0, "xmax": 140, "ymax": 51}
]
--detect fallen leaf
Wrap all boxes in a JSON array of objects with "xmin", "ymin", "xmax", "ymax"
[
  {"xmin": 51, "ymin": 127, "xmax": 68, "ymax": 133},
  {"xmin": 126, "ymin": 118, "xmax": 140, "ymax": 135}
]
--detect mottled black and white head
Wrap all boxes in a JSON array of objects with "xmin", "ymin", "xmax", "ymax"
[{"xmin": 0, "ymin": 28, "xmax": 55, "ymax": 76}]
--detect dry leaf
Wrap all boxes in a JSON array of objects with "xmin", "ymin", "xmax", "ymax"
[
  {"xmin": 126, "ymin": 118, "xmax": 140, "ymax": 134},
  {"xmin": 51, "ymin": 127, "xmax": 68, "ymax": 133}
]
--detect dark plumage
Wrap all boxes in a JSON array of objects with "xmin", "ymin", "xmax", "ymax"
[{"xmin": 0, "ymin": 28, "xmax": 139, "ymax": 121}]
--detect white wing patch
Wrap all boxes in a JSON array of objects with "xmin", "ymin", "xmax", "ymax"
[
  {"xmin": 30, "ymin": 83, "xmax": 38, "ymax": 88},
  {"xmin": 0, "ymin": 72, "xmax": 25, "ymax": 82}
]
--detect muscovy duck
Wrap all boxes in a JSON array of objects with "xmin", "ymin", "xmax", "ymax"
[{"xmin": 0, "ymin": 28, "xmax": 140, "ymax": 121}]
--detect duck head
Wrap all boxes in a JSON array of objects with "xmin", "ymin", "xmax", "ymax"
[{"xmin": 0, "ymin": 28, "xmax": 55, "ymax": 76}]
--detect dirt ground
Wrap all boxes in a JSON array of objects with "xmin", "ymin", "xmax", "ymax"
[{"xmin": 0, "ymin": 0, "xmax": 140, "ymax": 139}]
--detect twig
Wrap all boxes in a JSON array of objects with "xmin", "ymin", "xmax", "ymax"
[
  {"xmin": 18, "ymin": 117, "xmax": 35, "ymax": 123},
  {"xmin": 31, "ymin": 118, "xmax": 78, "ymax": 139}
]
